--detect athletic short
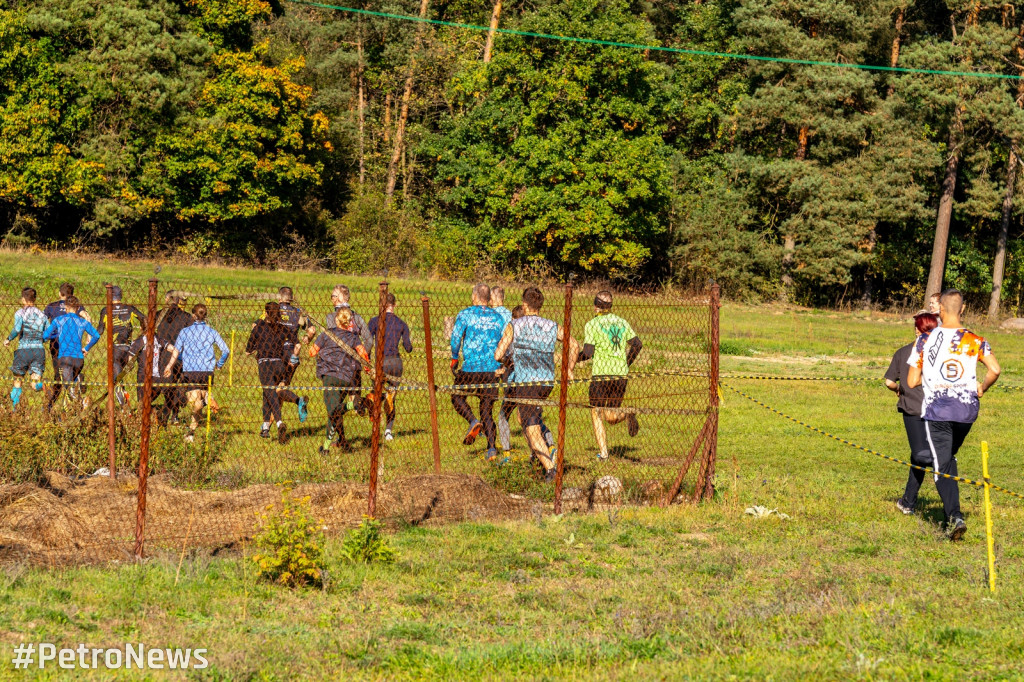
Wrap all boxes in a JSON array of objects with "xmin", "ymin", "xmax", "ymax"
[
  {"xmin": 382, "ymin": 356, "xmax": 403, "ymax": 388},
  {"xmin": 589, "ymin": 376, "xmax": 628, "ymax": 409},
  {"xmin": 11, "ymin": 348, "xmax": 46, "ymax": 377},
  {"xmin": 454, "ymin": 370, "xmax": 499, "ymax": 399},
  {"xmin": 181, "ymin": 371, "xmax": 214, "ymax": 392},
  {"xmin": 507, "ymin": 385, "xmax": 552, "ymax": 428}
]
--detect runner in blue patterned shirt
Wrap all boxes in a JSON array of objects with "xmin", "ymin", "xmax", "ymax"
[
  {"xmin": 175, "ymin": 304, "xmax": 231, "ymax": 442},
  {"xmin": 4, "ymin": 287, "xmax": 48, "ymax": 410},
  {"xmin": 43, "ymin": 296, "xmax": 100, "ymax": 413},
  {"xmin": 450, "ymin": 283, "xmax": 506, "ymax": 461}
]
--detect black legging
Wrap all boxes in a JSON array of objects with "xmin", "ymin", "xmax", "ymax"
[
  {"xmin": 258, "ymin": 360, "xmax": 298, "ymax": 422},
  {"xmin": 899, "ymin": 413, "xmax": 967, "ymax": 520},
  {"xmin": 450, "ymin": 370, "xmax": 498, "ymax": 448}
]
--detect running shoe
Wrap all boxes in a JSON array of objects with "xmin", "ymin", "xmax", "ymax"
[
  {"xmin": 627, "ymin": 413, "xmax": 640, "ymax": 437},
  {"xmin": 278, "ymin": 423, "xmax": 288, "ymax": 445},
  {"xmin": 297, "ymin": 397, "xmax": 309, "ymax": 423},
  {"xmin": 184, "ymin": 432, "xmax": 195, "ymax": 444},
  {"xmin": 384, "ymin": 429, "xmax": 394, "ymax": 442},
  {"xmin": 486, "ymin": 448, "xmax": 509, "ymax": 466},
  {"xmin": 596, "ymin": 452, "xmax": 608, "ymax": 461},
  {"xmin": 544, "ymin": 467, "xmax": 557, "ymax": 483},
  {"xmin": 463, "ymin": 420, "xmax": 482, "ymax": 445},
  {"xmin": 260, "ymin": 426, "xmax": 270, "ymax": 439},
  {"xmin": 947, "ymin": 517, "xmax": 967, "ymax": 542},
  {"xmin": 895, "ymin": 498, "xmax": 914, "ymax": 515}
]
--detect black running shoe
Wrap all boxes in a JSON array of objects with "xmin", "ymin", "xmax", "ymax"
[
  {"xmin": 278, "ymin": 423, "xmax": 288, "ymax": 445},
  {"xmin": 260, "ymin": 427, "xmax": 270, "ymax": 439},
  {"xmin": 947, "ymin": 517, "xmax": 967, "ymax": 542},
  {"xmin": 895, "ymin": 498, "xmax": 914, "ymax": 515}
]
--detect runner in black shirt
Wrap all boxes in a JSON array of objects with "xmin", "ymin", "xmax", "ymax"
[
  {"xmin": 156, "ymin": 292, "xmax": 193, "ymax": 421},
  {"xmin": 309, "ymin": 308, "xmax": 369, "ymax": 451},
  {"xmin": 247, "ymin": 302, "xmax": 304, "ymax": 444},
  {"xmin": 255, "ymin": 286, "xmax": 310, "ymax": 422},
  {"xmin": 367, "ymin": 293, "xmax": 412, "ymax": 441},
  {"xmin": 43, "ymin": 283, "xmax": 85, "ymax": 380},
  {"xmin": 97, "ymin": 285, "xmax": 144, "ymax": 406}
]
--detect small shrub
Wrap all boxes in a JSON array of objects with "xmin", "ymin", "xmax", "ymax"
[
  {"xmin": 252, "ymin": 488, "xmax": 326, "ymax": 588},
  {"xmin": 340, "ymin": 516, "xmax": 397, "ymax": 565}
]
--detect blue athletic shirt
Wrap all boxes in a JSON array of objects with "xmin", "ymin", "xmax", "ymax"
[
  {"xmin": 43, "ymin": 312, "xmax": 100, "ymax": 360},
  {"xmin": 8, "ymin": 306, "xmax": 48, "ymax": 350},
  {"xmin": 451, "ymin": 306, "xmax": 505, "ymax": 373},
  {"xmin": 175, "ymin": 321, "xmax": 230, "ymax": 372}
]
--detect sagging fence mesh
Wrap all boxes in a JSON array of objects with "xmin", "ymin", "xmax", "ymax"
[{"xmin": 0, "ymin": 276, "xmax": 718, "ymax": 565}]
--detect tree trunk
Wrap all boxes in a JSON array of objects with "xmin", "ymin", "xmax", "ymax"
[
  {"xmin": 358, "ymin": 29, "xmax": 366, "ymax": 187},
  {"xmin": 781, "ymin": 234, "xmax": 796, "ymax": 299},
  {"xmin": 861, "ymin": 228, "xmax": 876, "ymax": 309},
  {"xmin": 795, "ymin": 126, "xmax": 809, "ymax": 161},
  {"xmin": 484, "ymin": 0, "xmax": 502, "ymax": 63},
  {"xmin": 886, "ymin": 7, "xmax": 905, "ymax": 98},
  {"xmin": 988, "ymin": 148, "xmax": 1017, "ymax": 320},
  {"xmin": 386, "ymin": 0, "xmax": 429, "ymax": 203},
  {"xmin": 383, "ymin": 92, "xmax": 392, "ymax": 144},
  {"xmin": 926, "ymin": 117, "xmax": 963, "ymax": 301}
]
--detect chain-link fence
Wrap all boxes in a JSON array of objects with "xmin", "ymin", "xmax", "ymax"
[{"xmin": 0, "ymin": 276, "xmax": 718, "ymax": 565}]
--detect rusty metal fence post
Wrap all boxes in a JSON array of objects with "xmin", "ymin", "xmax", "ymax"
[
  {"xmin": 420, "ymin": 293, "xmax": 442, "ymax": 474},
  {"xmin": 134, "ymin": 278, "xmax": 158, "ymax": 559},
  {"xmin": 693, "ymin": 283, "xmax": 721, "ymax": 501},
  {"xmin": 705, "ymin": 283, "xmax": 721, "ymax": 500},
  {"xmin": 104, "ymin": 284, "xmax": 116, "ymax": 479},
  {"xmin": 553, "ymin": 278, "xmax": 574, "ymax": 514},
  {"xmin": 367, "ymin": 280, "xmax": 389, "ymax": 517}
]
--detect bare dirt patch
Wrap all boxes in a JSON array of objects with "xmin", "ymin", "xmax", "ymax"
[{"xmin": 0, "ymin": 473, "xmax": 531, "ymax": 566}]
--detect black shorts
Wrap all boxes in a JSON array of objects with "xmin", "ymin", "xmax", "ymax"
[
  {"xmin": 56, "ymin": 357, "xmax": 84, "ymax": 383},
  {"xmin": 507, "ymin": 385, "xmax": 552, "ymax": 428},
  {"xmin": 454, "ymin": 370, "xmax": 499, "ymax": 399},
  {"xmin": 589, "ymin": 376, "xmax": 628, "ymax": 409},
  {"xmin": 382, "ymin": 356, "xmax": 403, "ymax": 388},
  {"xmin": 11, "ymin": 348, "xmax": 46, "ymax": 377},
  {"xmin": 182, "ymin": 371, "xmax": 214, "ymax": 392}
]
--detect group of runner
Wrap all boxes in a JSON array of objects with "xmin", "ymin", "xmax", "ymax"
[{"xmin": 5, "ymin": 281, "xmax": 644, "ymax": 480}]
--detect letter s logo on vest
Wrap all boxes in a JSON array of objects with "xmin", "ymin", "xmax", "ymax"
[{"xmin": 941, "ymin": 358, "xmax": 964, "ymax": 382}]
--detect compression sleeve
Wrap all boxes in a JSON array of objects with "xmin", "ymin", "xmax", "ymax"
[
  {"xmin": 96, "ymin": 309, "xmax": 106, "ymax": 335},
  {"xmin": 626, "ymin": 337, "xmax": 642, "ymax": 366},
  {"xmin": 402, "ymin": 321, "xmax": 412, "ymax": 353},
  {"xmin": 577, "ymin": 344, "xmax": 595, "ymax": 362},
  {"xmin": 43, "ymin": 319, "xmax": 59, "ymax": 340}
]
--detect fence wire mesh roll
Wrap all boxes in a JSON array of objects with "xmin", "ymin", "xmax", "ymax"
[{"xmin": 0, "ymin": 277, "xmax": 717, "ymax": 565}]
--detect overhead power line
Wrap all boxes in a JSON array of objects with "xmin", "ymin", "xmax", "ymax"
[{"xmin": 285, "ymin": 0, "xmax": 1023, "ymax": 81}]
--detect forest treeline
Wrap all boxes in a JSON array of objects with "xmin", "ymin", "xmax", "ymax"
[{"xmin": 3, "ymin": 0, "xmax": 1024, "ymax": 311}]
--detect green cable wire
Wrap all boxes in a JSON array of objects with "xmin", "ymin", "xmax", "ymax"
[{"xmin": 286, "ymin": 0, "xmax": 1023, "ymax": 81}]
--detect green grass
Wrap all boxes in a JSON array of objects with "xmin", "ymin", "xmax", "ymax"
[{"xmin": 2, "ymin": 253, "xmax": 1024, "ymax": 679}]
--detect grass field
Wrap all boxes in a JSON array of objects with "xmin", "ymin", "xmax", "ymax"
[{"xmin": 2, "ymin": 253, "xmax": 1024, "ymax": 679}]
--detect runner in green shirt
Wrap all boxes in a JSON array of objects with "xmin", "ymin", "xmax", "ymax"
[{"xmin": 577, "ymin": 290, "xmax": 643, "ymax": 460}]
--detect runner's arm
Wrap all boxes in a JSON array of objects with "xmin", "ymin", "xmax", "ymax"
[
  {"xmin": 626, "ymin": 337, "xmax": 642, "ymax": 366},
  {"xmin": 214, "ymin": 331, "xmax": 230, "ymax": 369},
  {"xmin": 906, "ymin": 365, "xmax": 921, "ymax": 388},
  {"xmin": 450, "ymin": 313, "xmax": 466, "ymax": 361},
  {"xmin": 884, "ymin": 379, "xmax": 899, "ymax": 392},
  {"xmin": 560, "ymin": 328, "xmax": 580, "ymax": 377},
  {"xmin": 83, "ymin": 322, "xmax": 102, "ymax": 353},
  {"xmin": 402, "ymin": 321, "xmax": 412, "ymax": 353},
  {"xmin": 577, "ymin": 344, "xmax": 594, "ymax": 362},
  {"xmin": 163, "ymin": 344, "xmax": 180, "ymax": 378},
  {"xmin": 979, "ymin": 352, "xmax": 1001, "ymax": 397},
  {"xmin": 494, "ymin": 323, "xmax": 513, "ymax": 361},
  {"xmin": 6, "ymin": 312, "xmax": 22, "ymax": 345},
  {"xmin": 96, "ymin": 309, "xmax": 106, "ymax": 336}
]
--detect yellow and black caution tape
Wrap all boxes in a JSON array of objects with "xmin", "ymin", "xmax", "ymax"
[
  {"xmin": 722, "ymin": 382, "xmax": 1024, "ymax": 502},
  {"xmin": 722, "ymin": 372, "xmax": 1024, "ymax": 392}
]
